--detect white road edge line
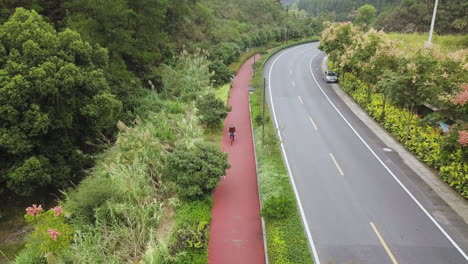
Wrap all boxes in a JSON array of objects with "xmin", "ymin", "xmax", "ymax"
[
  {"xmin": 292, "ymin": 80, "xmax": 296, "ymax": 87},
  {"xmin": 309, "ymin": 51, "xmax": 468, "ymax": 261},
  {"xmin": 329, "ymin": 153, "xmax": 344, "ymax": 176},
  {"xmin": 268, "ymin": 45, "xmax": 321, "ymax": 264},
  {"xmin": 309, "ymin": 116, "xmax": 318, "ymax": 130},
  {"xmin": 298, "ymin": 95, "xmax": 303, "ymax": 104}
]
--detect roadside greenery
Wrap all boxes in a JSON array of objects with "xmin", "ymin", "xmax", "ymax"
[
  {"xmin": 250, "ymin": 38, "xmax": 319, "ymax": 263},
  {"xmin": 320, "ymin": 22, "xmax": 468, "ymax": 197},
  {"xmin": 0, "ymin": 1, "xmax": 321, "ymax": 262},
  {"xmin": 1, "ymin": 1, "xmax": 319, "ymax": 200},
  {"xmin": 13, "ymin": 51, "xmax": 229, "ymax": 263}
]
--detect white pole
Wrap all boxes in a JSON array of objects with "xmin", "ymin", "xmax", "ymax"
[{"xmin": 427, "ymin": 0, "xmax": 439, "ymax": 46}]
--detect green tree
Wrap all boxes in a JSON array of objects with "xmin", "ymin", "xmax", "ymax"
[
  {"xmin": 209, "ymin": 59, "xmax": 233, "ymax": 85},
  {"xmin": 354, "ymin": 4, "xmax": 377, "ymax": 29},
  {"xmin": 196, "ymin": 93, "xmax": 229, "ymax": 127},
  {"xmin": 384, "ymin": 53, "xmax": 439, "ymax": 141},
  {"xmin": 0, "ymin": 8, "xmax": 121, "ymax": 196},
  {"xmin": 161, "ymin": 50, "xmax": 211, "ymax": 100},
  {"xmin": 165, "ymin": 142, "xmax": 229, "ymax": 200},
  {"xmin": 319, "ymin": 22, "xmax": 361, "ymax": 75}
]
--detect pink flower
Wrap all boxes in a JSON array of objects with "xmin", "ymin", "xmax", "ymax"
[
  {"xmin": 457, "ymin": 131, "xmax": 468, "ymax": 146},
  {"xmin": 451, "ymin": 84, "xmax": 468, "ymax": 106},
  {"xmin": 51, "ymin": 206, "xmax": 64, "ymax": 217},
  {"xmin": 26, "ymin": 204, "xmax": 43, "ymax": 217},
  {"xmin": 47, "ymin": 229, "xmax": 61, "ymax": 241}
]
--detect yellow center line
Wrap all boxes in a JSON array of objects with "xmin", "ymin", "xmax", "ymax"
[
  {"xmin": 329, "ymin": 153, "xmax": 344, "ymax": 176},
  {"xmin": 309, "ymin": 116, "xmax": 318, "ymax": 130},
  {"xmin": 370, "ymin": 222, "xmax": 399, "ymax": 264},
  {"xmin": 298, "ymin": 96, "xmax": 304, "ymax": 104}
]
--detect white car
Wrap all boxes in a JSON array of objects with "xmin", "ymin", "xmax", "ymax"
[{"xmin": 324, "ymin": 71, "xmax": 339, "ymax": 83}]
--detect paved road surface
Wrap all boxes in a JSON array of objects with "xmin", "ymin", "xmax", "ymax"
[{"xmin": 265, "ymin": 42, "xmax": 468, "ymax": 264}]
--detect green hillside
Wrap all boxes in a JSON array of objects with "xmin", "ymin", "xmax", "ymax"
[{"xmin": 0, "ymin": 1, "xmax": 316, "ymax": 263}]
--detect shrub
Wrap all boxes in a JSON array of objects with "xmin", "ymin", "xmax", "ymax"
[
  {"xmin": 174, "ymin": 221, "xmax": 209, "ymax": 250},
  {"xmin": 211, "ymin": 42, "xmax": 241, "ymax": 65},
  {"xmin": 261, "ymin": 195, "xmax": 291, "ymax": 220},
  {"xmin": 209, "ymin": 59, "xmax": 233, "ymax": 85},
  {"xmin": 196, "ymin": 93, "xmax": 229, "ymax": 128},
  {"xmin": 22, "ymin": 205, "xmax": 73, "ymax": 259},
  {"xmin": 6, "ymin": 156, "xmax": 51, "ymax": 197},
  {"xmin": 165, "ymin": 142, "xmax": 229, "ymax": 200}
]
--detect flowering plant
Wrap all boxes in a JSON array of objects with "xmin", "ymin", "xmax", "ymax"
[{"xmin": 24, "ymin": 205, "xmax": 73, "ymax": 255}]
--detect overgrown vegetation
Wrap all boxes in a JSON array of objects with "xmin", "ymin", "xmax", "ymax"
[
  {"xmin": 250, "ymin": 39, "xmax": 319, "ymax": 263},
  {"xmin": 0, "ymin": 1, "xmax": 321, "ymax": 262},
  {"xmin": 1, "ymin": 0, "xmax": 319, "ymax": 200},
  {"xmin": 13, "ymin": 52, "xmax": 229, "ymax": 264},
  {"xmin": 320, "ymin": 22, "xmax": 468, "ymax": 197}
]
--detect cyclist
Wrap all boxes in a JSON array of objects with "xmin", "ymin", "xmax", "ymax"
[{"xmin": 228, "ymin": 124, "xmax": 236, "ymax": 142}]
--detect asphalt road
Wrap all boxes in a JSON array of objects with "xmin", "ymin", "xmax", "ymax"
[{"xmin": 264, "ymin": 42, "xmax": 468, "ymax": 264}]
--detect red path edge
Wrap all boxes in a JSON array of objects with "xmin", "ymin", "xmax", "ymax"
[{"xmin": 208, "ymin": 55, "xmax": 265, "ymax": 264}]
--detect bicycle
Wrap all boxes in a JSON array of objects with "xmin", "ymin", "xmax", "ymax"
[{"xmin": 229, "ymin": 132, "xmax": 235, "ymax": 145}]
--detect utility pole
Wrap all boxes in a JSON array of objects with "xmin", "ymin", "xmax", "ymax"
[
  {"xmin": 262, "ymin": 77, "xmax": 266, "ymax": 141},
  {"xmin": 427, "ymin": 0, "xmax": 439, "ymax": 46}
]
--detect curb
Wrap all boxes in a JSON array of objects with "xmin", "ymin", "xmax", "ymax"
[
  {"xmin": 248, "ymin": 87, "xmax": 269, "ymax": 264},
  {"xmin": 248, "ymin": 54, "xmax": 269, "ymax": 264}
]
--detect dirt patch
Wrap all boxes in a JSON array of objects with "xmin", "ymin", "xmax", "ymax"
[{"xmin": 155, "ymin": 205, "xmax": 176, "ymax": 244}]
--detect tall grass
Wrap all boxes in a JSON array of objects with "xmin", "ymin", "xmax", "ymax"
[{"xmin": 387, "ymin": 33, "xmax": 468, "ymax": 53}]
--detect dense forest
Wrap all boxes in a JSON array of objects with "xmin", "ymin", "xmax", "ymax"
[
  {"xmin": 291, "ymin": 0, "xmax": 467, "ymax": 34},
  {"xmin": 295, "ymin": 0, "xmax": 399, "ymax": 21},
  {"xmin": 0, "ymin": 0, "xmax": 319, "ymax": 200}
]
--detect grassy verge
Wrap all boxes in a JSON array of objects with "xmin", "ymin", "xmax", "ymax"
[
  {"xmin": 387, "ymin": 33, "xmax": 468, "ymax": 52},
  {"xmin": 250, "ymin": 37, "xmax": 319, "ymax": 263}
]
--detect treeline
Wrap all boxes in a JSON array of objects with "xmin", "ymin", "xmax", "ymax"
[
  {"xmin": 0, "ymin": 0, "xmax": 318, "ymax": 199},
  {"xmin": 320, "ymin": 22, "xmax": 468, "ymax": 197},
  {"xmin": 376, "ymin": 0, "xmax": 468, "ymax": 34},
  {"xmin": 296, "ymin": 0, "xmax": 399, "ymax": 21},
  {"xmin": 294, "ymin": 0, "xmax": 467, "ymax": 34}
]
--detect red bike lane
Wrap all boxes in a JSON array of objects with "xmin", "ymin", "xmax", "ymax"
[{"xmin": 208, "ymin": 55, "xmax": 265, "ymax": 264}]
